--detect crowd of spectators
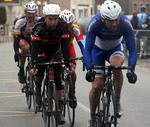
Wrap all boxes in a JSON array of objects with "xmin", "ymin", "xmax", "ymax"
[{"xmin": 130, "ymin": 6, "xmax": 150, "ymax": 58}]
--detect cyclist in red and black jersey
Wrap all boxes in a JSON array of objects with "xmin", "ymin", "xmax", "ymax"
[
  {"xmin": 13, "ymin": 1, "xmax": 41, "ymax": 84},
  {"xmin": 30, "ymin": 4, "xmax": 70, "ymax": 125}
]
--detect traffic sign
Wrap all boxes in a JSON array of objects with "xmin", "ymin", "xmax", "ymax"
[{"xmin": 0, "ymin": 0, "xmax": 21, "ymax": 6}]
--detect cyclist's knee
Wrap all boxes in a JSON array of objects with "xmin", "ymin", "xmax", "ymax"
[
  {"xmin": 19, "ymin": 40, "xmax": 30, "ymax": 52},
  {"xmin": 92, "ymin": 78, "xmax": 103, "ymax": 92}
]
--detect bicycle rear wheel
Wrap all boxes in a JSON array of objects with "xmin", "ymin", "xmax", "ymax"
[
  {"xmin": 25, "ymin": 66, "xmax": 32, "ymax": 109},
  {"xmin": 63, "ymin": 75, "xmax": 75, "ymax": 127}
]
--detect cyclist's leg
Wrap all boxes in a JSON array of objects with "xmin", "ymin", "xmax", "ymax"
[
  {"xmin": 53, "ymin": 51, "xmax": 65, "ymax": 125},
  {"xmin": 18, "ymin": 39, "xmax": 30, "ymax": 83},
  {"xmin": 107, "ymin": 44, "xmax": 124, "ymax": 117},
  {"xmin": 88, "ymin": 46, "xmax": 105, "ymax": 127},
  {"xmin": 34, "ymin": 55, "xmax": 46, "ymax": 108},
  {"xmin": 69, "ymin": 44, "xmax": 78, "ymax": 108}
]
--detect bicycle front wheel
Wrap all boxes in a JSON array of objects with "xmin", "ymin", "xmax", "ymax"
[
  {"xmin": 63, "ymin": 75, "xmax": 75, "ymax": 127},
  {"xmin": 105, "ymin": 91, "xmax": 117, "ymax": 127},
  {"xmin": 25, "ymin": 66, "xmax": 32, "ymax": 109},
  {"xmin": 43, "ymin": 82, "xmax": 58, "ymax": 127}
]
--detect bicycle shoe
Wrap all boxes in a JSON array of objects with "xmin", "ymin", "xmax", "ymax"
[
  {"xmin": 18, "ymin": 68, "xmax": 26, "ymax": 84},
  {"xmin": 116, "ymin": 103, "xmax": 123, "ymax": 118},
  {"xmin": 58, "ymin": 112, "xmax": 65, "ymax": 125},
  {"xmin": 87, "ymin": 119, "xmax": 96, "ymax": 127},
  {"xmin": 69, "ymin": 89, "xmax": 77, "ymax": 108}
]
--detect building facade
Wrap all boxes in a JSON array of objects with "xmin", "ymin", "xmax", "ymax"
[{"xmin": 71, "ymin": 0, "xmax": 92, "ymax": 20}]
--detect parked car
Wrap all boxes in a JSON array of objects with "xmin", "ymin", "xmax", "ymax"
[{"xmin": 75, "ymin": 16, "xmax": 92, "ymax": 35}]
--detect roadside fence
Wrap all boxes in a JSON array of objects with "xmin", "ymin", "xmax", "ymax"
[{"xmin": 0, "ymin": 25, "xmax": 14, "ymax": 42}]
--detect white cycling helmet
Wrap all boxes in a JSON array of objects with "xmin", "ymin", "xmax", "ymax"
[
  {"xmin": 24, "ymin": 1, "xmax": 38, "ymax": 13},
  {"xmin": 100, "ymin": 0, "xmax": 122, "ymax": 20},
  {"xmin": 43, "ymin": 4, "xmax": 61, "ymax": 16},
  {"xmin": 60, "ymin": 9, "xmax": 75, "ymax": 24}
]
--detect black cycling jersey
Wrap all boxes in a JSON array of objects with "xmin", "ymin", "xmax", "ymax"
[{"xmin": 31, "ymin": 17, "xmax": 70, "ymax": 63}]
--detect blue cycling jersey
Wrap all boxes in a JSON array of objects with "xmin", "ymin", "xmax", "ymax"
[
  {"xmin": 137, "ymin": 13, "xmax": 148, "ymax": 28},
  {"xmin": 84, "ymin": 13, "xmax": 137, "ymax": 70}
]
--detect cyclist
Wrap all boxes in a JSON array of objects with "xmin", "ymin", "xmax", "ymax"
[
  {"xmin": 84, "ymin": 1, "xmax": 137, "ymax": 127},
  {"xmin": 13, "ymin": 1, "xmax": 40, "ymax": 84},
  {"xmin": 59, "ymin": 9, "xmax": 85, "ymax": 108},
  {"xmin": 30, "ymin": 4, "xmax": 70, "ymax": 125}
]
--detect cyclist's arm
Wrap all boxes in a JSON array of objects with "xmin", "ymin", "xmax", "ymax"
[
  {"xmin": 123, "ymin": 21, "xmax": 137, "ymax": 67},
  {"xmin": 31, "ymin": 35, "xmax": 41, "ymax": 64},
  {"xmin": 72, "ymin": 26, "xmax": 85, "ymax": 55},
  {"xmin": 84, "ymin": 31, "xmax": 96, "ymax": 70},
  {"xmin": 13, "ymin": 19, "xmax": 23, "ymax": 53},
  {"xmin": 60, "ymin": 34, "xmax": 70, "ymax": 62}
]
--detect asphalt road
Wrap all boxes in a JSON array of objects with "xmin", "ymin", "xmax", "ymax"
[{"xmin": 0, "ymin": 41, "xmax": 149, "ymax": 127}]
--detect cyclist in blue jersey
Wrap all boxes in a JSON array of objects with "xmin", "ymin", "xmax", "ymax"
[{"xmin": 84, "ymin": 1, "xmax": 137, "ymax": 127}]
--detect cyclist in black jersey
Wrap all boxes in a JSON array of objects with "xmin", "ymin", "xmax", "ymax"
[
  {"xmin": 30, "ymin": 4, "xmax": 70, "ymax": 125},
  {"xmin": 13, "ymin": 1, "xmax": 41, "ymax": 84}
]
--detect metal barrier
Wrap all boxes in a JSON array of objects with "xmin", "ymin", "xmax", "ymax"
[
  {"xmin": 134, "ymin": 29, "xmax": 150, "ymax": 58},
  {"xmin": 0, "ymin": 25, "xmax": 14, "ymax": 42}
]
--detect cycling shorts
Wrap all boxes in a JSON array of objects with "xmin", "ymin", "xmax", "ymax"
[
  {"xmin": 92, "ymin": 44, "xmax": 125, "ymax": 77},
  {"xmin": 36, "ymin": 50, "xmax": 63, "ymax": 90}
]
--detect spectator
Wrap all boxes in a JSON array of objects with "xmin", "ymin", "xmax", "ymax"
[
  {"xmin": 136, "ymin": 5, "xmax": 149, "ymax": 58},
  {"xmin": 147, "ymin": 9, "xmax": 150, "ymax": 29},
  {"xmin": 137, "ymin": 5, "xmax": 148, "ymax": 29},
  {"xmin": 130, "ymin": 11, "xmax": 138, "ymax": 29}
]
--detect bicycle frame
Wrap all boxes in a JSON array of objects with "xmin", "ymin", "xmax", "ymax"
[{"xmin": 90, "ymin": 65, "xmax": 134, "ymax": 127}]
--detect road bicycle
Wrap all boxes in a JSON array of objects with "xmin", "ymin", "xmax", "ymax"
[
  {"xmin": 34, "ymin": 60, "xmax": 71, "ymax": 127},
  {"xmin": 17, "ymin": 51, "xmax": 36, "ymax": 111},
  {"xmin": 88, "ymin": 64, "xmax": 133, "ymax": 127},
  {"xmin": 61, "ymin": 57, "xmax": 84, "ymax": 127}
]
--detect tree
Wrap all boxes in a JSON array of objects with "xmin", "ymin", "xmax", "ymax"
[{"xmin": 0, "ymin": 6, "xmax": 7, "ymax": 24}]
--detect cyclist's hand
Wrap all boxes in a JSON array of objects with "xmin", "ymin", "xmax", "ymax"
[
  {"xmin": 30, "ymin": 68, "xmax": 38, "ymax": 76},
  {"xmin": 126, "ymin": 70, "xmax": 137, "ymax": 84},
  {"xmin": 14, "ymin": 53, "xmax": 19, "ymax": 62},
  {"xmin": 86, "ymin": 70, "xmax": 96, "ymax": 82},
  {"xmin": 66, "ymin": 63, "xmax": 76, "ymax": 75}
]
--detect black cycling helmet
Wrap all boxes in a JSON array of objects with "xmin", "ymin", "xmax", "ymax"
[{"xmin": 140, "ymin": 5, "xmax": 146, "ymax": 12}]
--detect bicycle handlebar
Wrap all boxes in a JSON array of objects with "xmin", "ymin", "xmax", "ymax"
[
  {"xmin": 89, "ymin": 63, "xmax": 134, "ymax": 72},
  {"xmin": 70, "ymin": 57, "xmax": 85, "ymax": 71}
]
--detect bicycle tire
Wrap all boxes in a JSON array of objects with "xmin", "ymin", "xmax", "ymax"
[
  {"xmin": 105, "ymin": 90, "xmax": 117, "ymax": 127},
  {"xmin": 95, "ymin": 92, "xmax": 105, "ymax": 127},
  {"xmin": 63, "ymin": 74, "xmax": 75, "ymax": 127},
  {"xmin": 25, "ymin": 66, "xmax": 32, "ymax": 109},
  {"xmin": 43, "ymin": 82, "xmax": 58, "ymax": 127},
  {"xmin": 33, "ymin": 80, "xmax": 38, "ymax": 114}
]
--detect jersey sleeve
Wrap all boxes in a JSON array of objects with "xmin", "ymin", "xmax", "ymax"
[
  {"xmin": 84, "ymin": 19, "xmax": 97, "ymax": 70},
  {"xmin": 122, "ymin": 17, "xmax": 137, "ymax": 67},
  {"xmin": 59, "ymin": 22, "xmax": 71, "ymax": 62},
  {"xmin": 72, "ymin": 26, "xmax": 85, "ymax": 55},
  {"xmin": 31, "ymin": 24, "xmax": 42, "ymax": 64}
]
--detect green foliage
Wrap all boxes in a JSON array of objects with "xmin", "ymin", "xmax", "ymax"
[{"xmin": 0, "ymin": 6, "xmax": 7, "ymax": 24}]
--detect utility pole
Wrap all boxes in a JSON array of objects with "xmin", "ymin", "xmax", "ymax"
[{"xmin": 92, "ymin": 0, "xmax": 95, "ymax": 15}]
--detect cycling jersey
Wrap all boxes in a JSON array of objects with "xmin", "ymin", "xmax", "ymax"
[
  {"xmin": 84, "ymin": 13, "xmax": 137, "ymax": 70},
  {"xmin": 69, "ymin": 22, "xmax": 85, "ymax": 58},
  {"xmin": 31, "ymin": 17, "xmax": 70, "ymax": 90},
  {"xmin": 13, "ymin": 16, "xmax": 41, "ymax": 52},
  {"xmin": 31, "ymin": 17, "xmax": 70, "ymax": 63},
  {"xmin": 137, "ymin": 13, "xmax": 148, "ymax": 29}
]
